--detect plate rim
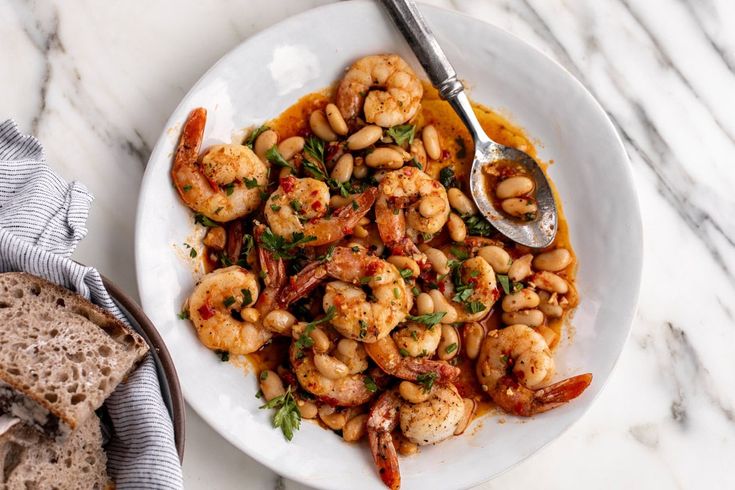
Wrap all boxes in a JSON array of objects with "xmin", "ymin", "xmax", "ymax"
[{"xmin": 135, "ymin": 0, "xmax": 643, "ymax": 487}]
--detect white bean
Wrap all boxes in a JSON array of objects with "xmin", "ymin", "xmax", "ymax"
[
  {"xmin": 325, "ymin": 103, "xmax": 348, "ymax": 136},
  {"xmin": 501, "ymin": 309, "xmax": 545, "ymax": 327},
  {"xmin": 240, "ymin": 307, "xmax": 260, "ymax": 323},
  {"xmin": 447, "ymin": 188, "xmax": 477, "ymax": 216},
  {"xmin": 478, "ymin": 246, "xmax": 511, "ymax": 274},
  {"xmin": 422, "ymin": 125, "xmax": 441, "ymax": 160},
  {"xmin": 501, "ymin": 288, "xmax": 540, "ymax": 312},
  {"xmin": 533, "ymin": 249, "xmax": 572, "ymax": 272},
  {"xmin": 428, "ymin": 289, "xmax": 458, "ymax": 323},
  {"xmin": 313, "ymin": 353, "xmax": 349, "ymax": 379},
  {"xmin": 309, "ymin": 327, "xmax": 331, "ymax": 353},
  {"xmin": 365, "ymin": 147, "xmax": 405, "ymax": 169},
  {"xmin": 277, "ymin": 136, "xmax": 305, "ymax": 161},
  {"xmin": 347, "ymin": 125, "xmax": 383, "ymax": 150},
  {"xmin": 496, "ymin": 176, "xmax": 534, "ymax": 199},
  {"xmin": 464, "ymin": 322, "xmax": 485, "ymax": 360},
  {"xmin": 297, "ymin": 400, "xmax": 318, "ymax": 419},
  {"xmin": 399, "ymin": 381, "xmax": 431, "ymax": 403},
  {"xmin": 437, "ymin": 325, "xmax": 460, "ymax": 361},
  {"xmin": 531, "ymin": 271, "xmax": 569, "ymax": 294},
  {"xmin": 447, "ymin": 213, "xmax": 467, "ymax": 242},
  {"xmin": 342, "ymin": 414, "xmax": 368, "ymax": 442},
  {"xmin": 387, "ymin": 255, "xmax": 420, "ymax": 278},
  {"xmin": 259, "ymin": 370, "xmax": 285, "ymax": 402},
  {"xmin": 254, "ymin": 129, "xmax": 278, "ymax": 161},
  {"xmin": 424, "ymin": 247, "xmax": 449, "ymax": 275},
  {"xmin": 416, "ymin": 292, "xmax": 434, "ymax": 315},
  {"xmin": 410, "ymin": 138, "xmax": 427, "ymax": 167},
  {"xmin": 309, "ymin": 110, "xmax": 337, "ymax": 141},
  {"xmin": 353, "ymin": 163, "xmax": 368, "ymax": 179},
  {"xmin": 331, "ymin": 153, "xmax": 354, "ymax": 183},
  {"xmin": 501, "ymin": 197, "xmax": 538, "ymax": 218},
  {"xmin": 262, "ymin": 309, "xmax": 296, "ymax": 334},
  {"xmin": 537, "ymin": 290, "xmax": 563, "ymax": 318},
  {"xmin": 335, "ymin": 339, "xmax": 368, "ymax": 374},
  {"xmin": 330, "ymin": 195, "xmax": 351, "ymax": 208},
  {"xmin": 508, "ymin": 254, "xmax": 533, "ymax": 282},
  {"xmin": 318, "ymin": 405, "xmax": 346, "ymax": 430},
  {"xmin": 419, "ymin": 196, "xmax": 446, "ymax": 218}
]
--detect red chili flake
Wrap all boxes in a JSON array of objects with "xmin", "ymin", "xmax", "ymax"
[
  {"xmin": 342, "ymin": 226, "xmax": 353, "ymax": 234},
  {"xmin": 441, "ymin": 149, "xmax": 450, "ymax": 160},
  {"xmin": 325, "ymin": 142, "xmax": 341, "ymax": 162},
  {"xmin": 280, "ymin": 370, "xmax": 297, "ymax": 387},
  {"xmin": 310, "ymin": 217, "xmax": 321, "ymax": 224},
  {"xmin": 197, "ymin": 303, "xmax": 216, "ymax": 320},
  {"xmin": 366, "ymin": 260, "xmax": 381, "ymax": 275},
  {"xmin": 438, "ymin": 281, "xmax": 446, "ymax": 293},
  {"xmin": 280, "ymin": 176, "xmax": 296, "ymax": 193},
  {"xmin": 310, "ymin": 190, "xmax": 319, "ymax": 196},
  {"xmin": 297, "ymin": 127, "xmax": 312, "ymax": 138},
  {"xmin": 318, "ymin": 396, "xmax": 341, "ymax": 407},
  {"xmin": 311, "ymin": 200, "xmax": 322, "ymax": 211}
]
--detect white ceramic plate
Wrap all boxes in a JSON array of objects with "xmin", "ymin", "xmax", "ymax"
[{"xmin": 135, "ymin": 2, "xmax": 642, "ymax": 489}]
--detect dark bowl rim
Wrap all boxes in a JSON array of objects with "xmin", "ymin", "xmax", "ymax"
[{"xmin": 101, "ymin": 275, "xmax": 186, "ymax": 462}]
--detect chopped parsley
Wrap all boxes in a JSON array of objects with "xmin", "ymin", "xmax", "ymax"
[
  {"xmin": 243, "ymin": 177, "xmax": 260, "ymax": 189},
  {"xmin": 222, "ymin": 182, "xmax": 235, "ymax": 196},
  {"xmin": 260, "ymin": 371, "xmax": 269, "ymax": 381},
  {"xmin": 465, "ymin": 301, "xmax": 486, "ymax": 314},
  {"xmin": 260, "ymin": 386, "xmax": 301, "ymax": 441},
  {"xmin": 407, "ymin": 312, "xmax": 446, "ymax": 327},
  {"xmin": 241, "ymin": 288, "xmax": 253, "ymax": 306},
  {"xmin": 177, "ymin": 309, "xmax": 189, "ymax": 320},
  {"xmin": 182, "ymin": 184, "xmax": 192, "ymax": 192},
  {"xmin": 223, "ymin": 296, "xmax": 236, "ymax": 308},
  {"xmin": 398, "ymin": 348, "xmax": 410, "ymax": 357},
  {"xmin": 270, "ymin": 204, "xmax": 282, "ymax": 212},
  {"xmin": 386, "ymin": 124, "xmax": 416, "ymax": 146},
  {"xmin": 294, "ymin": 307, "xmax": 337, "ymax": 358},
  {"xmin": 260, "ymin": 228, "xmax": 317, "ymax": 259},
  {"xmin": 399, "ymin": 268, "xmax": 413, "ymax": 280},
  {"xmin": 416, "ymin": 372, "xmax": 437, "ymax": 392},
  {"xmin": 266, "ymin": 145, "xmax": 295, "ymax": 170},
  {"xmin": 439, "ymin": 166, "xmax": 459, "ymax": 189},
  {"xmin": 450, "ymin": 246, "xmax": 469, "ymax": 260},
  {"xmin": 497, "ymin": 274, "xmax": 511, "ymax": 295},
  {"xmin": 359, "ymin": 319, "xmax": 368, "ymax": 339},
  {"xmin": 194, "ymin": 213, "xmax": 219, "ymax": 228},
  {"xmin": 318, "ymin": 245, "xmax": 335, "ymax": 263},
  {"xmin": 463, "ymin": 214, "xmax": 493, "ymax": 236},
  {"xmin": 245, "ymin": 124, "xmax": 269, "ymax": 149},
  {"xmin": 215, "ymin": 350, "xmax": 230, "ymax": 362},
  {"xmin": 363, "ymin": 375, "xmax": 378, "ymax": 393},
  {"xmin": 445, "ymin": 342, "xmax": 458, "ymax": 354}
]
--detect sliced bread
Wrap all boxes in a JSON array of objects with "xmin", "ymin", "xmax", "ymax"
[
  {"xmin": 0, "ymin": 272, "xmax": 148, "ymax": 436},
  {"xmin": 0, "ymin": 414, "xmax": 110, "ymax": 490}
]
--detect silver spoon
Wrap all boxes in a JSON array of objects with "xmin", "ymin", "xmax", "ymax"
[{"xmin": 379, "ymin": 0, "xmax": 557, "ymax": 248}]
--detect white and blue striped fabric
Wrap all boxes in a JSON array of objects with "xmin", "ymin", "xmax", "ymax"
[{"xmin": 0, "ymin": 120, "xmax": 183, "ymax": 489}]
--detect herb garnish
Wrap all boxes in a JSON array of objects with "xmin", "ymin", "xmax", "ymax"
[
  {"xmin": 386, "ymin": 124, "xmax": 416, "ymax": 146},
  {"xmin": 416, "ymin": 372, "xmax": 437, "ymax": 392},
  {"xmin": 245, "ymin": 124, "xmax": 269, "ymax": 149},
  {"xmin": 399, "ymin": 268, "xmax": 413, "ymax": 280},
  {"xmin": 497, "ymin": 274, "xmax": 511, "ymax": 295},
  {"xmin": 439, "ymin": 166, "xmax": 459, "ymax": 189},
  {"xmin": 363, "ymin": 375, "xmax": 378, "ymax": 393},
  {"xmin": 406, "ymin": 312, "xmax": 446, "ymax": 327},
  {"xmin": 223, "ymin": 296, "xmax": 236, "ymax": 308},
  {"xmin": 260, "ymin": 386, "xmax": 301, "ymax": 441},
  {"xmin": 260, "ymin": 228, "xmax": 317, "ymax": 259},
  {"xmin": 294, "ymin": 306, "xmax": 337, "ymax": 358},
  {"xmin": 463, "ymin": 214, "xmax": 493, "ymax": 236},
  {"xmin": 266, "ymin": 145, "xmax": 295, "ymax": 170},
  {"xmin": 177, "ymin": 309, "xmax": 189, "ymax": 320},
  {"xmin": 194, "ymin": 213, "xmax": 218, "ymax": 228},
  {"xmin": 445, "ymin": 343, "xmax": 458, "ymax": 354},
  {"xmin": 243, "ymin": 177, "xmax": 260, "ymax": 189},
  {"xmin": 215, "ymin": 350, "xmax": 230, "ymax": 362}
]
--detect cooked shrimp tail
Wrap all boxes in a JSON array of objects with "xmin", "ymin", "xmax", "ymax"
[
  {"xmin": 255, "ymin": 223, "xmax": 285, "ymax": 290},
  {"xmin": 279, "ymin": 261, "xmax": 327, "ymax": 307},
  {"xmin": 304, "ymin": 187, "xmax": 378, "ymax": 246},
  {"xmin": 365, "ymin": 336, "xmax": 460, "ymax": 382},
  {"xmin": 492, "ymin": 373, "xmax": 592, "ymax": 417},
  {"xmin": 367, "ymin": 390, "xmax": 401, "ymax": 490},
  {"xmin": 172, "ymin": 108, "xmax": 209, "ymax": 197}
]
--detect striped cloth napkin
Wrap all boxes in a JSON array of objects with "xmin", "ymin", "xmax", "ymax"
[{"xmin": 0, "ymin": 120, "xmax": 183, "ymax": 489}]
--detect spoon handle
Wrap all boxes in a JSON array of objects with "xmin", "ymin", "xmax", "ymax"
[{"xmin": 379, "ymin": 0, "xmax": 492, "ymax": 144}]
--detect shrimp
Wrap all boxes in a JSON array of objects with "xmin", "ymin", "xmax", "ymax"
[
  {"xmin": 364, "ymin": 333, "xmax": 460, "ymax": 382},
  {"xmin": 336, "ymin": 54, "xmax": 423, "ymax": 127},
  {"xmin": 283, "ymin": 246, "xmax": 412, "ymax": 341},
  {"xmin": 188, "ymin": 266, "xmax": 271, "ymax": 355},
  {"xmin": 288, "ymin": 327, "xmax": 376, "ymax": 407},
  {"xmin": 367, "ymin": 385, "xmax": 465, "ymax": 490},
  {"xmin": 476, "ymin": 324, "xmax": 592, "ymax": 416},
  {"xmin": 187, "ymin": 223, "xmax": 290, "ymax": 354},
  {"xmin": 441, "ymin": 256, "xmax": 499, "ymax": 322},
  {"xmin": 376, "ymin": 167, "xmax": 450, "ymax": 244},
  {"xmin": 264, "ymin": 175, "xmax": 378, "ymax": 246},
  {"xmin": 172, "ymin": 108, "xmax": 269, "ymax": 222}
]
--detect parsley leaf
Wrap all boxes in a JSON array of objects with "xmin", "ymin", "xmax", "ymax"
[
  {"xmin": 194, "ymin": 213, "xmax": 219, "ymax": 228},
  {"xmin": 439, "ymin": 166, "xmax": 459, "ymax": 189},
  {"xmin": 399, "ymin": 268, "xmax": 413, "ymax": 280},
  {"xmin": 215, "ymin": 350, "xmax": 230, "ymax": 362},
  {"xmin": 304, "ymin": 136, "xmax": 325, "ymax": 165},
  {"xmin": 416, "ymin": 372, "xmax": 437, "ymax": 392},
  {"xmin": 497, "ymin": 274, "xmax": 511, "ymax": 295},
  {"xmin": 241, "ymin": 288, "xmax": 253, "ymax": 306},
  {"xmin": 243, "ymin": 177, "xmax": 260, "ymax": 189},
  {"xmin": 223, "ymin": 296, "xmax": 236, "ymax": 308},
  {"xmin": 445, "ymin": 342, "xmax": 458, "ymax": 354},
  {"xmin": 406, "ymin": 312, "xmax": 446, "ymax": 327},
  {"xmin": 363, "ymin": 375, "xmax": 378, "ymax": 393},
  {"xmin": 465, "ymin": 301, "xmax": 486, "ymax": 314},
  {"xmin": 294, "ymin": 307, "xmax": 337, "ymax": 358},
  {"xmin": 386, "ymin": 124, "xmax": 416, "ymax": 146},
  {"xmin": 260, "ymin": 386, "xmax": 301, "ymax": 441},
  {"xmin": 463, "ymin": 214, "xmax": 494, "ymax": 236},
  {"xmin": 245, "ymin": 124, "xmax": 269, "ymax": 149},
  {"xmin": 177, "ymin": 309, "xmax": 189, "ymax": 320},
  {"xmin": 222, "ymin": 182, "xmax": 235, "ymax": 196},
  {"xmin": 260, "ymin": 228, "xmax": 317, "ymax": 259},
  {"xmin": 266, "ymin": 145, "xmax": 295, "ymax": 170}
]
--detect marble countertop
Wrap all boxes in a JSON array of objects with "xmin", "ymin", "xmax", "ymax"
[{"xmin": 3, "ymin": 0, "xmax": 733, "ymax": 488}]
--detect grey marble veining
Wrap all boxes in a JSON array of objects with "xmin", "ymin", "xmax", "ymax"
[{"xmin": 1, "ymin": 0, "xmax": 733, "ymax": 488}]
